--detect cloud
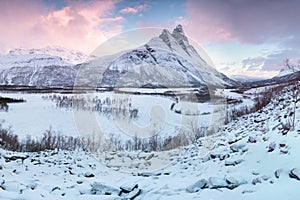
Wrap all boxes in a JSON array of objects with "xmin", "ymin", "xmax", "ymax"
[
  {"xmin": 120, "ymin": 4, "xmax": 147, "ymax": 14},
  {"xmin": 262, "ymin": 49, "xmax": 300, "ymax": 71},
  {"xmin": 184, "ymin": 0, "xmax": 300, "ymax": 44},
  {"xmin": 120, "ymin": 7, "xmax": 138, "ymax": 14},
  {"xmin": 217, "ymin": 61, "xmax": 278, "ymax": 78},
  {"xmin": 179, "ymin": 0, "xmax": 300, "ymax": 76},
  {"xmin": 242, "ymin": 56, "xmax": 265, "ymax": 71},
  {"xmin": 0, "ymin": 0, "xmax": 123, "ymax": 53}
]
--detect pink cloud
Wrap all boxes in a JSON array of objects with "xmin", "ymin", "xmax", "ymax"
[
  {"xmin": 0, "ymin": 0, "xmax": 123, "ymax": 54},
  {"xmin": 120, "ymin": 4, "xmax": 147, "ymax": 14}
]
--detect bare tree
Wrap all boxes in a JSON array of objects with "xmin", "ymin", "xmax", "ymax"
[
  {"xmin": 283, "ymin": 58, "xmax": 299, "ymax": 131},
  {"xmin": 291, "ymin": 83, "xmax": 299, "ymax": 131},
  {"xmin": 285, "ymin": 58, "xmax": 292, "ymax": 70}
]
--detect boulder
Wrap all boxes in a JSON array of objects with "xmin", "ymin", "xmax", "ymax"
[
  {"xmin": 84, "ymin": 172, "xmax": 95, "ymax": 178},
  {"xmin": 230, "ymin": 143, "xmax": 247, "ymax": 153},
  {"xmin": 251, "ymin": 178, "xmax": 262, "ymax": 185},
  {"xmin": 262, "ymin": 175, "xmax": 270, "ymax": 181},
  {"xmin": 209, "ymin": 152, "xmax": 220, "ymax": 159},
  {"xmin": 90, "ymin": 182, "xmax": 120, "ymax": 195},
  {"xmin": 219, "ymin": 153, "xmax": 230, "ymax": 161},
  {"xmin": 225, "ymin": 177, "xmax": 247, "ymax": 189},
  {"xmin": 274, "ymin": 169, "xmax": 282, "ymax": 179},
  {"xmin": 248, "ymin": 136, "xmax": 257, "ymax": 143},
  {"xmin": 186, "ymin": 179, "xmax": 208, "ymax": 193},
  {"xmin": 26, "ymin": 182, "xmax": 37, "ymax": 190},
  {"xmin": 267, "ymin": 142, "xmax": 276, "ymax": 152},
  {"xmin": 122, "ymin": 188, "xmax": 142, "ymax": 200},
  {"xmin": 225, "ymin": 159, "xmax": 244, "ymax": 166},
  {"xmin": 289, "ymin": 168, "xmax": 300, "ymax": 181},
  {"xmin": 208, "ymin": 177, "xmax": 228, "ymax": 189},
  {"xmin": 280, "ymin": 149, "xmax": 289, "ymax": 154},
  {"xmin": 120, "ymin": 183, "xmax": 138, "ymax": 193}
]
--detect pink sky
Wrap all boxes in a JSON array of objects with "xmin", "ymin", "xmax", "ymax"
[
  {"xmin": 0, "ymin": 0, "xmax": 123, "ymax": 53},
  {"xmin": 1, "ymin": 0, "xmax": 299, "ymax": 77}
]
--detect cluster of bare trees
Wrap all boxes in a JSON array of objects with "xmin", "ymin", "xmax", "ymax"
[
  {"xmin": 107, "ymin": 124, "xmax": 208, "ymax": 152},
  {"xmin": 42, "ymin": 94, "xmax": 138, "ymax": 119},
  {"xmin": 0, "ymin": 122, "xmax": 209, "ymax": 153},
  {"xmin": 226, "ymin": 83, "xmax": 289, "ymax": 123},
  {"xmin": 0, "ymin": 126, "xmax": 82, "ymax": 152}
]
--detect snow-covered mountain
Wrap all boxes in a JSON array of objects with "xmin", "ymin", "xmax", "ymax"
[
  {"xmin": 230, "ymin": 75, "xmax": 267, "ymax": 83},
  {"xmin": 78, "ymin": 25, "xmax": 238, "ymax": 88},
  {"xmin": 8, "ymin": 46, "xmax": 89, "ymax": 65},
  {"xmin": 243, "ymin": 70, "xmax": 300, "ymax": 87},
  {"xmin": 275, "ymin": 65, "xmax": 300, "ymax": 78},
  {"xmin": 0, "ymin": 54, "xmax": 68, "ymax": 70},
  {"xmin": 0, "ymin": 25, "xmax": 238, "ymax": 88},
  {"xmin": 0, "ymin": 46, "xmax": 85, "ymax": 86}
]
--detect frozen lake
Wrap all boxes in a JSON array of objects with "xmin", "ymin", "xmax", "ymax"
[{"xmin": 0, "ymin": 91, "xmax": 220, "ymax": 142}]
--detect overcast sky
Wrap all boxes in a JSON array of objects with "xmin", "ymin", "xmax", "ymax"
[{"xmin": 1, "ymin": 0, "xmax": 299, "ymax": 77}]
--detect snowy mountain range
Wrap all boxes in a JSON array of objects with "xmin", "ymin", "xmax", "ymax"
[
  {"xmin": 230, "ymin": 75, "xmax": 267, "ymax": 83},
  {"xmin": 0, "ymin": 25, "xmax": 238, "ymax": 88},
  {"xmin": 8, "ymin": 46, "xmax": 89, "ymax": 65},
  {"xmin": 0, "ymin": 46, "xmax": 90, "ymax": 87}
]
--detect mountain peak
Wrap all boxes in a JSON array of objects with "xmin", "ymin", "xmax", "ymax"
[
  {"xmin": 155, "ymin": 24, "xmax": 199, "ymax": 58},
  {"xmin": 7, "ymin": 46, "xmax": 88, "ymax": 65},
  {"xmin": 173, "ymin": 24, "xmax": 184, "ymax": 35}
]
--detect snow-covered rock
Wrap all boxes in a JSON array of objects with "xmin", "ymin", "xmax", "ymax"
[
  {"xmin": 186, "ymin": 179, "xmax": 208, "ymax": 193},
  {"xmin": 208, "ymin": 177, "xmax": 228, "ymax": 189},
  {"xmin": 90, "ymin": 182, "xmax": 120, "ymax": 195},
  {"xmin": 289, "ymin": 168, "xmax": 300, "ymax": 181}
]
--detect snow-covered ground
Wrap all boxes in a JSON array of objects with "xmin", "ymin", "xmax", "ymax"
[{"xmin": 0, "ymin": 83, "xmax": 299, "ymax": 199}]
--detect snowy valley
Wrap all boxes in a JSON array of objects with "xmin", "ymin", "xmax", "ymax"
[{"xmin": 0, "ymin": 82, "xmax": 299, "ymax": 199}]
